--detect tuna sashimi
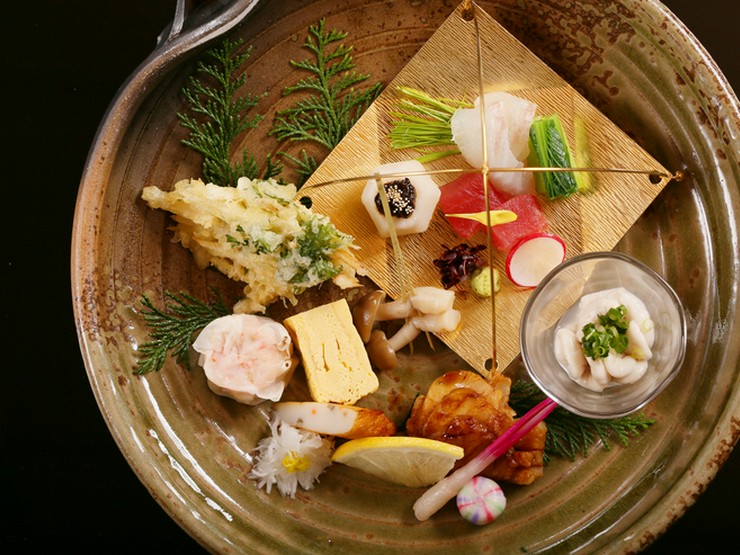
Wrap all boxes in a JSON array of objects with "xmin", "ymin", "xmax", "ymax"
[
  {"xmin": 492, "ymin": 194, "xmax": 548, "ymax": 252},
  {"xmin": 438, "ymin": 173, "xmax": 509, "ymax": 238},
  {"xmin": 439, "ymin": 172, "xmax": 547, "ymax": 252}
]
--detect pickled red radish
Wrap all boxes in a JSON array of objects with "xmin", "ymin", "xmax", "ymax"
[{"xmin": 505, "ymin": 233, "xmax": 566, "ymax": 287}]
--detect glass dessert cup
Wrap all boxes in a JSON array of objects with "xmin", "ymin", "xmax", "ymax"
[{"xmin": 520, "ymin": 251, "xmax": 687, "ymax": 419}]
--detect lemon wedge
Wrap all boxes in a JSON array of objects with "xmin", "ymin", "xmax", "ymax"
[{"xmin": 331, "ymin": 436, "xmax": 464, "ymax": 487}]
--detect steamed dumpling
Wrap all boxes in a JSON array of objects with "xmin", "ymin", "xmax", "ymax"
[{"xmin": 192, "ymin": 314, "xmax": 298, "ymax": 404}]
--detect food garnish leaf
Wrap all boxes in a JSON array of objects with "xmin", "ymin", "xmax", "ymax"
[
  {"xmin": 178, "ymin": 38, "xmax": 282, "ymax": 186},
  {"xmin": 271, "ymin": 19, "xmax": 383, "ymax": 186},
  {"xmin": 509, "ymin": 380, "xmax": 654, "ymax": 463},
  {"xmin": 135, "ymin": 290, "xmax": 230, "ymax": 375},
  {"xmin": 287, "ymin": 219, "xmax": 351, "ymax": 285},
  {"xmin": 280, "ymin": 150, "xmax": 320, "ymax": 188}
]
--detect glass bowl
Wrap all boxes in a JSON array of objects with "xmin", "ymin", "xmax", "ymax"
[{"xmin": 520, "ymin": 251, "xmax": 687, "ymax": 418}]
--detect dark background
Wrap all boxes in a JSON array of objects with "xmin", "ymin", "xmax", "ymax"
[{"xmin": 5, "ymin": 1, "xmax": 738, "ymax": 553}]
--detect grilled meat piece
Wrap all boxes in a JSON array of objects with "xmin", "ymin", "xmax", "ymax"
[{"xmin": 405, "ymin": 370, "xmax": 546, "ymax": 485}]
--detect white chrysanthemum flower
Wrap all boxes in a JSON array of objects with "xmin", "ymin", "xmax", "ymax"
[{"xmin": 248, "ymin": 417, "xmax": 334, "ymax": 498}]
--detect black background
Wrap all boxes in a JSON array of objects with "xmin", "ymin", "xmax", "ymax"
[{"xmin": 5, "ymin": 1, "xmax": 738, "ymax": 552}]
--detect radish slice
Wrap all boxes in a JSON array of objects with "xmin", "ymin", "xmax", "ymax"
[{"xmin": 505, "ymin": 233, "xmax": 566, "ymax": 287}]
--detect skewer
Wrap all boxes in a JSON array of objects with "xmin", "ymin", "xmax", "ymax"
[
  {"xmin": 306, "ymin": 167, "xmax": 682, "ymax": 190},
  {"xmin": 465, "ymin": 2, "xmax": 500, "ymax": 376},
  {"xmin": 413, "ymin": 397, "xmax": 558, "ymax": 520},
  {"xmin": 373, "ymin": 173, "xmax": 413, "ymax": 301}
]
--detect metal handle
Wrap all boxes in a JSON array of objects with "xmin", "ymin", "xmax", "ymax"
[{"xmin": 158, "ymin": 0, "xmax": 263, "ymax": 48}]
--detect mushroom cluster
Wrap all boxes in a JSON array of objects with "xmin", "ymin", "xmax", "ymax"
[{"xmin": 352, "ymin": 286, "xmax": 461, "ymax": 370}]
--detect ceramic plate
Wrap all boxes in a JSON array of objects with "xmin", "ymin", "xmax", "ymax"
[{"xmin": 71, "ymin": 1, "xmax": 740, "ymax": 553}]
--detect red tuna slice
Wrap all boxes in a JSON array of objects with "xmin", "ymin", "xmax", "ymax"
[
  {"xmin": 438, "ymin": 173, "xmax": 510, "ymax": 238},
  {"xmin": 491, "ymin": 194, "xmax": 548, "ymax": 252}
]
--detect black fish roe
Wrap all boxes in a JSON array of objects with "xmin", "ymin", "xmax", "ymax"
[
  {"xmin": 374, "ymin": 178, "xmax": 416, "ymax": 218},
  {"xmin": 433, "ymin": 243, "xmax": 487, "ymax": 289}
]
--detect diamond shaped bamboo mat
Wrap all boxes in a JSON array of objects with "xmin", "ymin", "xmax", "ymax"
[{"xmin": 303, "ymin": 2, "xmax": 670, "ymax": 375}]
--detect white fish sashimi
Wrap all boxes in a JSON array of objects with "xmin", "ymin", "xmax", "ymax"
[
  {"xmin": 450, "ymin": 98, "xmax": 513, "ymax": 169},
  {"xmin": 625, "ymin": 319, "xmax": 653, "ymax": 361},
  {"xmin": 487, "ymin": 92, "xmax": 537, "ymax": 161},
  {"xmin": 603, "ymin": 355, "xmax": 649, "ymax": 383},
  {"xmin": 586, "ymin": 358, "xmax": 610, "ymax": 390},
  {"xmin": 450, "ymin": 92, "xmax": 537, "ymax": 195}
]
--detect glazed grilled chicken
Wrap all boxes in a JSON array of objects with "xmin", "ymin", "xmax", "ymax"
[{"xmin": 405, "ymin": 370, "xmax": 546, "ymax": 485}]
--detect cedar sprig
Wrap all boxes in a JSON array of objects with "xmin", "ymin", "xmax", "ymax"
[
  {"xmin": 509, "ymin": 380, "xmax": 655, "ymax": 463},
  {"xmin": 135, "ymin": 290, "xmax": 230, "ymax": 375},
  {"xmin": 280, "ymin": 150, "xmax": 320, "ymax": 188},
  {"xmin": 178, "ymin": 38, "xmax": 282, "ymax": 186},
  {"xmin": 271, "ymin": 19, "xmax": 383, "ymax": 185}
]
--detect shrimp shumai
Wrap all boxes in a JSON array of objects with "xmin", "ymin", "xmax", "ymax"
[{"xmin": 193, "ymin": 314, "xmax": 298, "ymax": 404}]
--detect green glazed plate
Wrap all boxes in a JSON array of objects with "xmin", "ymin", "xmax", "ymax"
[{"xmin": 72, "ymin": 1, "xmax": 739, "ymax": 553}]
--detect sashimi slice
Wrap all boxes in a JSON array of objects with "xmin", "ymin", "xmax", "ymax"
[
  {"xmin": 491, "ymin": 194, "xmax": 548, "ymax": 252},
  {"xmin": 451, "ymin": 98, "xmax": 517, "ymax": 170},
  {"xmin": 487, "ymin": 92, "xmax": 537, "ymax": 161},
  {"xmin": 449, "ymin": 92, "xmax": 537, "ymax": 195},
  {"xmin": 439, "ymin": 173, "xmax": 547, "ymax": 252},
  {"xmin": 489, "ymin": 169, "xmax": 535, "ymax": 197},
  {"xmin": 438, "ymin": 173, "xmax": 509, "ymax": 237}
]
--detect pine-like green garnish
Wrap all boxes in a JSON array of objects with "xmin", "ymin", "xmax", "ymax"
[
  {"xmin": 178, "ymin": 38, "xmax": 282, "ymax": 186},
  {"xmin": 509, "ymin": 380, "xmax": 655, "ymax": 463},
  {"xmin": 135, "ymin": 290, "xmax": 230, "ymax": 375},
  {"xmin": 271, "ymin": 19, "xmax": 383, "ymax": 186}
]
